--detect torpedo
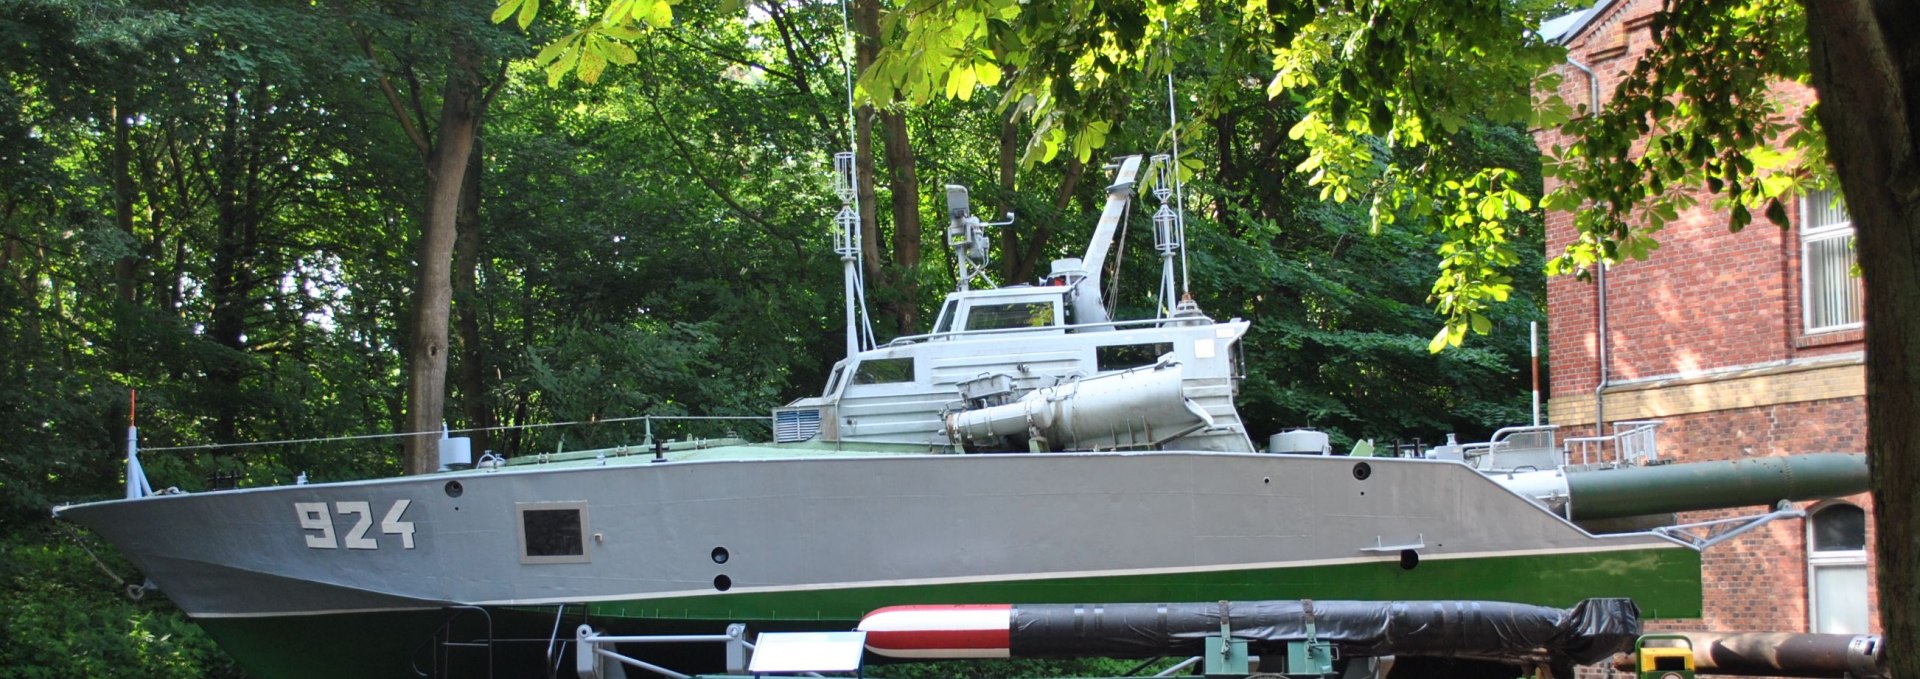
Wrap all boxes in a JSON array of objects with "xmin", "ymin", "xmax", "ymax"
[{"xmin": 858, "ymin": 599, "xmax": 1641, "ymax": 667}]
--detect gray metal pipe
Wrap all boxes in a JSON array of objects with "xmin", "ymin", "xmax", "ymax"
[
  {"xmin": 1617, "ymin": 632, "xmax": 1887, "ymax": 678},
  {"xmin": 1563, "ymin": 56, "xmax": 1609, "ymax": 437}
]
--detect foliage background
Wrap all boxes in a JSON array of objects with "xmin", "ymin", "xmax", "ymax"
[{"xmin": 0, "ymin": 0, "xmax": 1545, "ymax": 674}]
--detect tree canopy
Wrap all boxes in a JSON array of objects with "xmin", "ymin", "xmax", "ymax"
[
  {"xmin": 525, "ymin": 0, "xmax": 1918, "ymax": 668},
  {"xmin": 10, "ymin": 0, "xmax": 1911, "ymax": 671},
  {"xmin": 2, "ymin": 0, "xmax": 1563, "ymax": 671}
]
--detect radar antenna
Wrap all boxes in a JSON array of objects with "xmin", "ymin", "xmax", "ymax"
[{"xmin": 944, "ymin": 185, "xmax": 1014, "ymax": 292}]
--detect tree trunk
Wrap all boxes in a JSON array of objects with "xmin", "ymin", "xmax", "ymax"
[
  {"xmin": 1214, "ymin": 107, "xmax": 1238, "ymax": 227},
  {"xmin": 998, "ymin": 105, "xmax": 1022, "ymax": 281},
  {"xmin": 853, "ymin": 0, "xmax": 921, "ymax": 336},
  {"xmin": 877, "ymin": 111, "xmax": 921, "ymax": 334},
  {"xmin": 402, "ymin": 47, "xmax": 483, "ymax": 475},
  {"xmin": 207, "ymin": 89, "xmax": 257, "ymax": 444},
  {"xmin": 1802, "ymin": 0, "xmax": 1918, "ymax": 669},
  {"xmin": 854, "ymin": 105, "xmax": 883, "ymax": 286},
  {"xmin": 111, "ymin": 93, "xmax": 137, "ymax": 303},
  {"xmin": 454, "ymin": 137, "xmax": 492, "ymax": 456},
  {"xmin": 851, "ymin": 0, "xmax": 885, "ymax": 326}
]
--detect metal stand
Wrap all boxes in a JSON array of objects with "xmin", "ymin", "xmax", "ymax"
[
  {"xmin": 1653, "ymin": 501, "xmax": 1806, "ymax": 549},
  {"xmin": 413, "ymin": 606, "xmax": 495, "ymax": 679},
  {"xmin": 1193, "ymin": 600, "xmax": 1340, "ymax": 679},
  {"xmin": 575, "ymin": 623, "xmax": 751, "ymax": 679}
]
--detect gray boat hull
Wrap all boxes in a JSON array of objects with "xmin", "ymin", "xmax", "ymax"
[{"xmin": 56, "ymin": 450, "xmax": 1700, "ymax": 678}]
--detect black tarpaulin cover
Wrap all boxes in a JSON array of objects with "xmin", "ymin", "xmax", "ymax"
[{"xmin": 1006, "ymin": 598, "xmax": 1639, "ymax": 665}]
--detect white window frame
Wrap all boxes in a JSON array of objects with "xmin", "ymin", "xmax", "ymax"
[
  {"xmin": 1800, "ymin": 190, "xmax": 1862, "ymax": 333},
  {"xmin": 1806, "ymin": 501, "xmax": 1869, "ymax": 634}
]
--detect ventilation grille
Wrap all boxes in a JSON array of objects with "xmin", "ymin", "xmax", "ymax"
[{"xmin": 773, "ymin": 408, "xmax": 822, "ymax": 443}]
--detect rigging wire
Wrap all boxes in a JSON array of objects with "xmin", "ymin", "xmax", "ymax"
[
  {"xmin": 136, "ymin": 415, "xmax": 772, "ymax": 453},
  {"xmin": 1108, "ymin": 198, "xmax": 1130, "ymax": 319},
  {"xmin": 1163, "ymin": 18, "xmax": 1191, "ymax": 299}
]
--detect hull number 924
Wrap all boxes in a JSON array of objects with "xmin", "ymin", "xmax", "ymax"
[{"xmin": 295, "ymin": 500, "xmax": 416, "ymax": 550}]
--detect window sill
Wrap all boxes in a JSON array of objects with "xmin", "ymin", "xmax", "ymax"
[{"xmin": 1797, "ymin": 326, "xmax": 1864, "ymax": 350}]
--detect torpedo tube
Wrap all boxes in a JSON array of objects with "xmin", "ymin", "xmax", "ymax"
[
  {"xmin": 1490, "ymin": 453, "xmax": 1870, "ymax": 522},
  {"xmin": 944, "ymin": 359, "xmax": 1214, "ymax": 452}
]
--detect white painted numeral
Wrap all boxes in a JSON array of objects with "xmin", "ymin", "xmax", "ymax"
[
  {"xmin": 296, "ymin": 502, "xmax": 336, "ymax": 549},
  {"xmin": 336, "ymin": 501, "xmax": 377, "ymax": 549},
  {"xmin": 298, "ymin": 499, "xmax": 419, "ymax": 550},
  {"xmin": 381, "ymin": 499, "xmax": 416, "ymax": 549}
]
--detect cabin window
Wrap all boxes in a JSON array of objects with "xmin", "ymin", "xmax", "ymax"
[
  {"xmin": 1097, "ymin": 342, "xmax": 1172, "ymax": 372},
  {"xmin": 852, "ymin": 357, "xmax": 914, "ymax": 384},
  {"xmin": 1807, "ymin": 502, "xmax": 1869, "ymax": 633},
  {"xmin": 933, "ymin": 300, "xmax": 958, "ymax": 334},
  {"xmin": 823, "ymin": 365, "xmax": 846, "ymax": 396},
  {"xmin": 518, "ymin": 501, "xmax": 591, "ymax": 564},
  {"xmin": 965, "ymin": 301, "xmax": 1056, "ymax": 330}
]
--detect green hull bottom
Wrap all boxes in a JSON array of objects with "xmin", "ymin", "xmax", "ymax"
[{"xmin": 197, "ymin": 548, "xmax": 1701, "ymax": 679}]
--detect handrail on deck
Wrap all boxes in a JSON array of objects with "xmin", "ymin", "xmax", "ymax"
[{"xmin": 1563, "ymin": 420, "xmax": 1663, "ymax": 468}]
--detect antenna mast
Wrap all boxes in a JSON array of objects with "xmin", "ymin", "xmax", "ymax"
[
  {"xmin": 835, "ymin": 0, "xmax": 874, "ymax": 358},
  {"xmin": 1150, "ymin": 155, "xmax": 1179, "ymax": 317},
  {"xmin": 1162, "ymin": 18, "xmax": 1199, "ymax": 315}
]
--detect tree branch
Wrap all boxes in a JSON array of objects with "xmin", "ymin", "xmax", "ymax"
[
  {"xmin": 639, "ymin": 92, "xmax": 787, "ymax": 239},
  {"xmin": 353, "ymin": 26, "xmax": 432, "ymax": 159}
]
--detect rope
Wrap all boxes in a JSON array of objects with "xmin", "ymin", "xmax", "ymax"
[{"xmin": 56, "ymin": 521, "xmax": 150, "ymax": 600}]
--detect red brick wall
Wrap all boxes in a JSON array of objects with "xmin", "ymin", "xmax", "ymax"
[
  {"xmin": 1535, "ymin": 0, "xmax": 1863, "ymax": 404},
  {"xmin": 1530, "ymin": 0, "xmax": 1878, "ymax": 646},
  {"xmin": 1642, "ymin": 399, "xmax": 1877, "ymax": 634}
]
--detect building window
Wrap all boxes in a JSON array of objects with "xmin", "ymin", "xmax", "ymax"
[
  {"xmin": 1801, "ymin": 189, "xmax": 1862, "ymax": 332},
  {"xmin": 1807, "ymin": 502, "xmax": 1869, "ymax": 634}
]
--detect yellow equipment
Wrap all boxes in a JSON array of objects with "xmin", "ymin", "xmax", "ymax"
[{"xmin": 1635, "ymin": 634, "xmax": 1696, "ymax": 679}]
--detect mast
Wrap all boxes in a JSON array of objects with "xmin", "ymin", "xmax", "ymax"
[
  {"xmin": 1150, "ymin": 154, "xmax": 1180, "ymax": 317},
  {"xmin": 833, "ymin": 152, "xmax": 863, "ymax": 358},
  {"xmin": 833, "ymin": 0, "xmax": 872, "ymax": 359}
]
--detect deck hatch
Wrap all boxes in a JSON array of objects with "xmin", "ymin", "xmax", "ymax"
[{"xmin": 517, "ymin": 501, "xmax": 591, "ymax": 564}]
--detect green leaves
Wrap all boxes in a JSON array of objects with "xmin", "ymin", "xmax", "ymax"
[
  {"xmin": 1542, "ymin": 0, "xmax": 1819, "ymax": 281},
  {"xmin": 498, "ymin": 0, "xmax": 676, "ymax": 86},
  {"xmin": 492, "ymin": 0, "xmax": 538, "ymax": 30}
]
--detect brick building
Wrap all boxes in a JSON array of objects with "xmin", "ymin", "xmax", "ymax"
[{"xmin": 1535, "ymin": 0, "xmax": 1879, "ymax": 636}]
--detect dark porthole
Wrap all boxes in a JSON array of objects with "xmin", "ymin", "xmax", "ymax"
[
  {"xmin": 713, "ymin": 575, "xmax": 732, "ymax": 591},
  {"xmin": 1352, "ymin": 462, "xmax": 1372, "ymax": 481},
  {"xmin": 711, "ymin": 547, "xmax": 730, "ymax": 564},
  {"xmin": 1400, "ymin": 549, "xmax": 1420, "ymax": 571},
  {"xmin": 517, "ymin": 501, "xmax": 591, "ymax": 565},
  {"xmin": 523, "ymin": 509, "xmax": 585, "ymax": 558},
  {"xmin": 445, "ymin": 480, "xmax": 464, "ymax": 498}
]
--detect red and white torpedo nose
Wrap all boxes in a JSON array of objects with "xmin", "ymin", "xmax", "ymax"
[{"xmin": 857, "ymin": 604, "xmax": 1012, "ymax": 659}]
